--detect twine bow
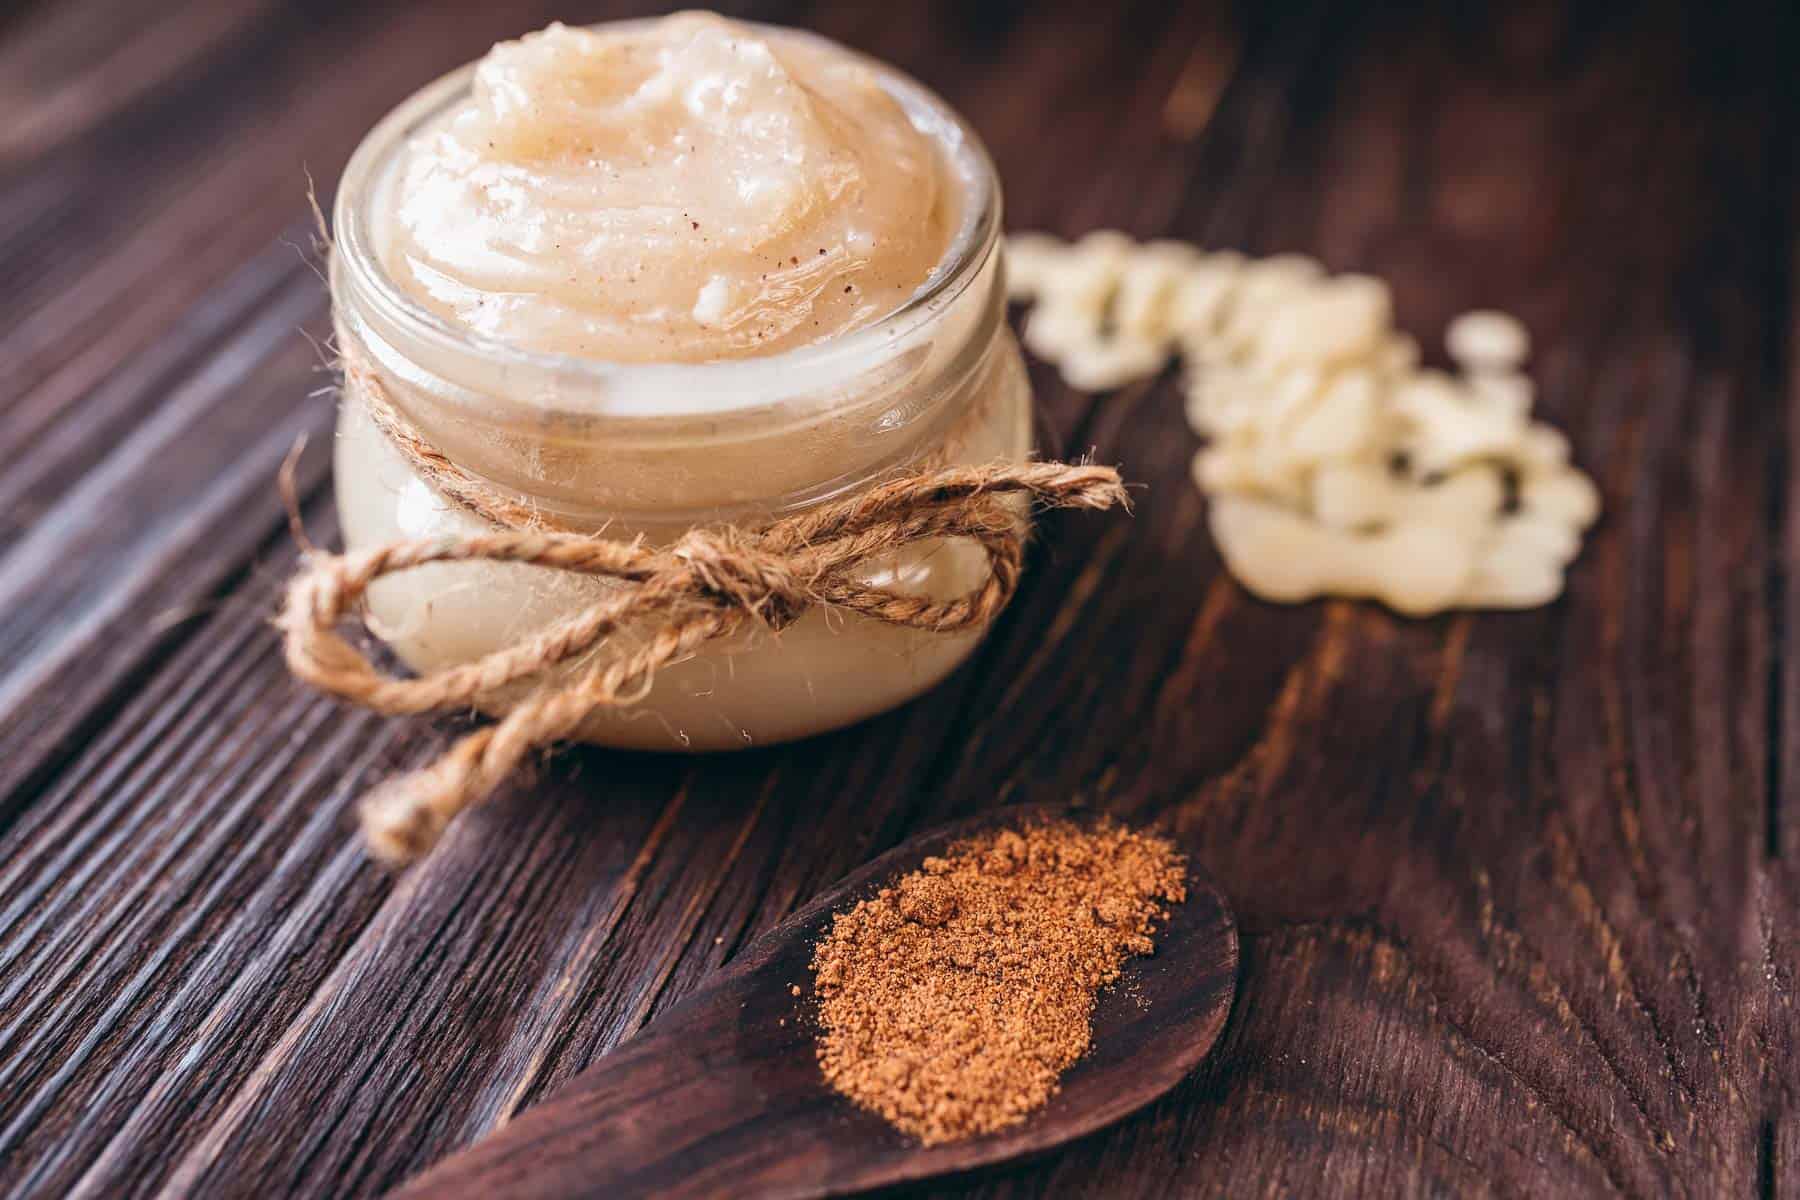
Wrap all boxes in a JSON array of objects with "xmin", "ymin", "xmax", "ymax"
[{"xmin": 279, "ymin": 449, "xmax": 1127, "ymax": 864}]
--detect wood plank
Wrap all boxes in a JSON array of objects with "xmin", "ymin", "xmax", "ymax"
[
  {"xmin": 1767, "ymin": 24, "xmax": 1800, "ymax": 1196},
  {"xmin": 0, "ymin": 4, "xmax": 1251, "ymax": 1194},
  {"xmin": 926, "ymin": 5, "xmax": 1794, "ymax": 1197},
  {"xmin": 0, "ymin": 0, "xmax": 276, "ymax": 164},
  {"xmin": 0, "ymin": 270, "xmax": 332, "ymax": 823}
]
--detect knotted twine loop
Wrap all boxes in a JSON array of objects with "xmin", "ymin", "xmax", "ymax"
[{"xmin": 278, "ymin": 369, "xmax": 1128, "ymax": 866}]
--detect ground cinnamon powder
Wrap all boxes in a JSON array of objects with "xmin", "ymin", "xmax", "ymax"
[{"xmin": 809, "ymin": 816, "xmax": 1187, "ymax": 1145}]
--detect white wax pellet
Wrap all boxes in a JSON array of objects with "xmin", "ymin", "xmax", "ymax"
[
  {"xmin": 1467, "ymin": 372, "xmax": 1534, "ymax": 421},
  {"xmin": 1516, "ymin": 423, "xmax": 1571, "ymax": 470},
  {"xmin": 1111, "ymin": 247, "xmax": 1196, "ymax": 342},
  {"xmin": 1376, "ymin": 333, "xmax": 1420, "ymax": 376},
  {"xmin": 1446, "ymin": 310, "xmax": 1530, "ymax": 372},
  {"xmin": 1168, "ymin": 253, "xmax": 1243, "ymax": 339},
  {"xmin": 1312, "ymin": 461, "xmax": 1502, "ymax": 534},
  {"xmin": 1003, "ymin": 233, "xmax": 1068, "ymax": 300},
  {"xmin": 1519, "ymin": 466, "xmax": 1602, "ymax": 529},
  {"xmin": 1259, "ymin": 275, "xmax": 1391, "ymax": 366},
  {"xmin": 1002, "ymin": 231, "xmax": 1600, "ymax": 616},
  {"xmin": 1460, "ymin": 541, "xmax": 1564, "ymax": 609},
  {"xmin": 1208, "ymin": 494, "xmax": 1479, "ymax": 616},
  {"xmin": 1281, "ymin": 369, "xmax": 1379, "ymax": 464}
]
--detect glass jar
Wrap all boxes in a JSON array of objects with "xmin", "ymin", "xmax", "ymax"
[{"xmin": 329, "ymin": 29, "xmax": 1032, "ymax": 751}]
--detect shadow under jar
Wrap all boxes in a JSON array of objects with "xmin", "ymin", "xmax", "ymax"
[{"xmin": 329, "ymin": 27, "xmax": 1032, "ymax": 751}]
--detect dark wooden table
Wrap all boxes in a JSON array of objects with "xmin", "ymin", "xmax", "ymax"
[{"xmin": 3, "ymin": 1, "xmax": 1796, "ymax": 1196}]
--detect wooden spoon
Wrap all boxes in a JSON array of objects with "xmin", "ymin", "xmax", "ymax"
[{"xmin": 391, "ymin": 804, "xmax": 1238, "ymax": 1199}]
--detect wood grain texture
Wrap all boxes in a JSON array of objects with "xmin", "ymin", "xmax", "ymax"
[{"xmin": 0, "ymin": 1, "xmax": 1795, "ymax": 1197}]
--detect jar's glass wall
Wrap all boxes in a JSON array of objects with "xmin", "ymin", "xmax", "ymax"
[
  {"xmin": 328, "ymin": 23, "xmax": 1033, "ymax": 750},
  {"xmin": 333, "ymin": 335, "xmax": 1031, "ymax": 750}
]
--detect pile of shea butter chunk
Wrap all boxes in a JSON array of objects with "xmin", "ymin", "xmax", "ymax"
[{"xmin": 1005, "ymin": 233, "xmax": 1600, "ymax": 616}]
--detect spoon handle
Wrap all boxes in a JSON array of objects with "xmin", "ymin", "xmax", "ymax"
[{"xmin": 391, "ymin": 959, "xmax": 861, "ymax": 1200}]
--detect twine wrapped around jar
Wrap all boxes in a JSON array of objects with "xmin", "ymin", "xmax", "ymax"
[{"xmin": 278, "ymin": 368, "xmax": 1128, "ymax": 865}]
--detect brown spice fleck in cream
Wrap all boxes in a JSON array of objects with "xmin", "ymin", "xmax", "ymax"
[{"xmin": 809, "ymin": 817, "xmax": 1186, "ymax": 1145}]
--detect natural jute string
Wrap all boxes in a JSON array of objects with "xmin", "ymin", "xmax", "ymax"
[{"xmin": 279, "ymin": 368, "xmax": 1127, "ymax": 865}]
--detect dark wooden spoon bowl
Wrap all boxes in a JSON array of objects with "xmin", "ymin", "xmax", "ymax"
[{"xmin": 391, "ymin": 804, "xmax": 1238, "ymax": 1199}]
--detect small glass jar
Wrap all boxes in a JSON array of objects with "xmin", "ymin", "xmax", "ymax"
[{"xmin": 329, "ymin": 27, "xmax": 1031, "ymax": 751}]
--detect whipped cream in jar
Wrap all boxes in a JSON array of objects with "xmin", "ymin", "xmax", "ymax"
[{"xmin": 330, "ymin": 14, "xmax": 1031, "ymax": 750}]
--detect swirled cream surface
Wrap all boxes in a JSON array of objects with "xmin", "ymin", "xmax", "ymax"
[{"xmin": 379, "ymin": 13, "xmax": 957, "ymax": 362}]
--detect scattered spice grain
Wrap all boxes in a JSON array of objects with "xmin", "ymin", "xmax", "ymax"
[{"xmin": 809, "ymin": 817, "xmax": 1186, "ymax": 1145}]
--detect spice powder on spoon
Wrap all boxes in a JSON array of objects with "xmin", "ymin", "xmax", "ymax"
[{"xmin": 809, "ymin": 816, "xmax": 1188, "ymax": 1145}]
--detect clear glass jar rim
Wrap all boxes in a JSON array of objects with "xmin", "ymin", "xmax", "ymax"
[{"xmin": 330, "ymin": 18, "xmax": 1002, "ymax": 415}]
